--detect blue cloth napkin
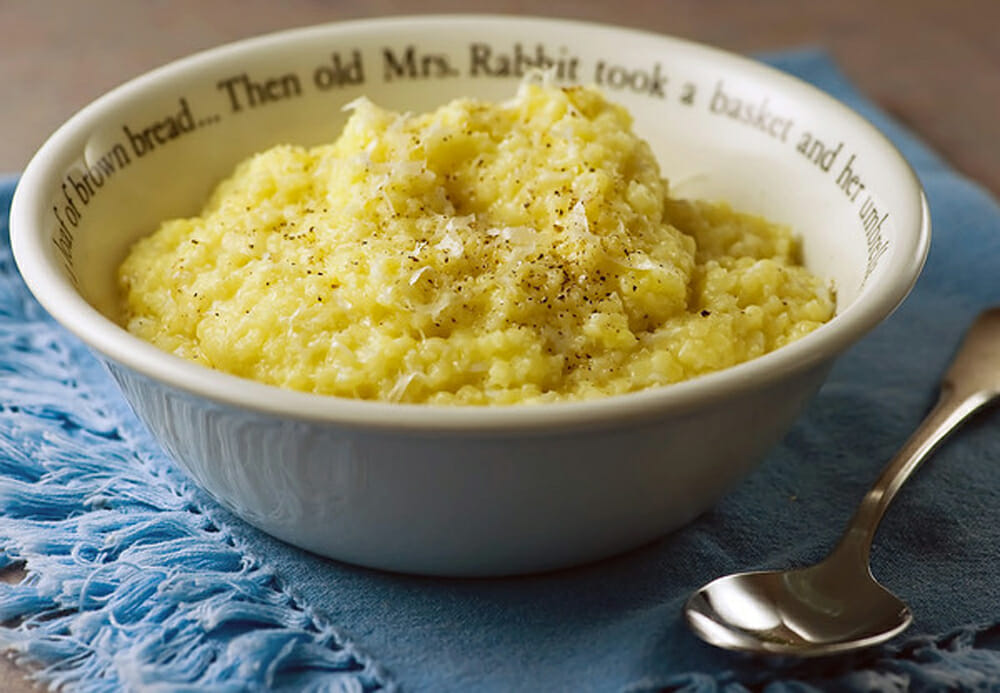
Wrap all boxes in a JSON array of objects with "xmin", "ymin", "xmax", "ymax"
[{"xmin": 2, "ymin": 49, "xmax": 999, "ymax": 692}]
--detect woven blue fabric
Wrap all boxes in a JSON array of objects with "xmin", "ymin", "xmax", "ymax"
[{"xmin": 2, "ymin": 49, "xmax": 999, "ymax": 691}]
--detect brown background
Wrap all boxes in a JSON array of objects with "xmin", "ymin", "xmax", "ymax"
[{"xmin": 1, "ymin": 0, "xmax": 998, "ymax": 689}]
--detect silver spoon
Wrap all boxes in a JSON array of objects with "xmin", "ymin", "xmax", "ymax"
[{"xmin": 685, "ymin": 306, "xmax": 1000, "ymax": 657}]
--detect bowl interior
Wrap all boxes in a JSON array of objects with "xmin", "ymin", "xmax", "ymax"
[{"xmin": 14, "ymin": 16, "xmax": 928, "ymax": 395}]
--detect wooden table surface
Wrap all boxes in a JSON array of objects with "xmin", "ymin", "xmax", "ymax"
[{"xmin": 1, "ymin": 1, "xmax": 998, "ymax": 689}]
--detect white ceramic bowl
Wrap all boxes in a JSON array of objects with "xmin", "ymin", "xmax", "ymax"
[{"xmin": 10, "ymin": 16, "xmax": 929, "ymax": 576}]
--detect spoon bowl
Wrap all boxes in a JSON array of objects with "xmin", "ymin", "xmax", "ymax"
[
  {"xmin": 686, "ymin": 559, "xmax": 911, "ymax": 656},
  {"xmin": 685, "ymin": 307, "xmax": 1000, "ymax": 656}
]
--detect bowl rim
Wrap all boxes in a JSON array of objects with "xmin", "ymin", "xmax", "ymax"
[{"xmin": 9, "ymin": 14, "xmax": 931, "ymax": 434}]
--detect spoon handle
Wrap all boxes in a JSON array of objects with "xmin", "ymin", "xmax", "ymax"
[{"xmin": 839, "ymin": 307, "xmax": 1000, "ymax": 559}]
